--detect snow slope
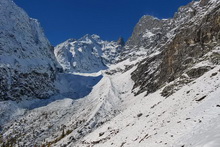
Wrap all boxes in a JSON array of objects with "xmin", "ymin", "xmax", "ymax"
[{"xmin": 73, "ymin": 54, "xmax": 220, "ymax": 147}]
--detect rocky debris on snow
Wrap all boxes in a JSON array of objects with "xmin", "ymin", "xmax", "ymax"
[{"xmin": 186, "ymin": 66, "xmax": 212, "ymax": 79}]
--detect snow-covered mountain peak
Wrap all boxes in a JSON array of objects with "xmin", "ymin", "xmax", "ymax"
[
  {"xmin": 78, "ymin": 34, "xmax": 99, "ymax": 43},
  {"xmin": 54, "ymin": 34, "xmax": 123, "ymax": 73},
  {"xmin": 90, "ymin": 34, "xmax": 102, "ymax": 41},
  {"xmin": 139, "ymin": 15, "xmax": 160, "ymax": 23},
  {"xmin": 66, "ymin": 38, "xmax": 77, "ymax": 43}
]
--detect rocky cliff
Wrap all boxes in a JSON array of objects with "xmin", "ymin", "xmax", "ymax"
[
  {"xmin": 131, "ymin": 0, "xmax": 220, "ymax": 96},
  {"xmin": 0, "ymin": 0, "xmax": 59, "ymax": 101}
]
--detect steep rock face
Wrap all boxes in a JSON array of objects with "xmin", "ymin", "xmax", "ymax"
[
  {"xmin": 54, "ymin": 34, "xmax": 122, "ymax": 73},
  {"xmin": 131, "ymin": 0, "xmax": 220, "ymax": 95},
  {"xmin": 120, "ymin": 16, "xmax": 172, "ymax": 62},
  {"xmin": 126, "ymin": 15, "xmax": 168, "ymax": 48},
  {"xmin": 0, "ymin": 0, "xmax": 59, "ymax": 101}
]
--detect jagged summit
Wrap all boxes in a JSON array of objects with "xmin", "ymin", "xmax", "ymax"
[
  {"xmin": 126, "ymin": 15, "xmax": 165, "ymax": 48},
  {"xmin": 78, "ymin": 34, "xmax": 100, "ymax": 42},
  {"xmin": 66, "ymin": 38, "xmax": 77, "ymax": 43}
]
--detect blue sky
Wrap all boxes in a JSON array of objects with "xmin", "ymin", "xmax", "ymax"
[{"xmin": 14, "ymin": 0, "xmax": 193, "ymax": 45}]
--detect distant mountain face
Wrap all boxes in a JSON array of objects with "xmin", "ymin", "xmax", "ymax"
[
  {"xmin": 54, "ymin": 34, "xmax": 123, "ymax": 73},
  {"xmin": 0, "ymin": 0, "xmax": 59, "ymax": 101}
]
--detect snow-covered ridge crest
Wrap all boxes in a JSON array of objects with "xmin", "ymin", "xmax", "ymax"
[{"xmin": 54, "ymin": 34, "xmax": 123, "ymax": 73}]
